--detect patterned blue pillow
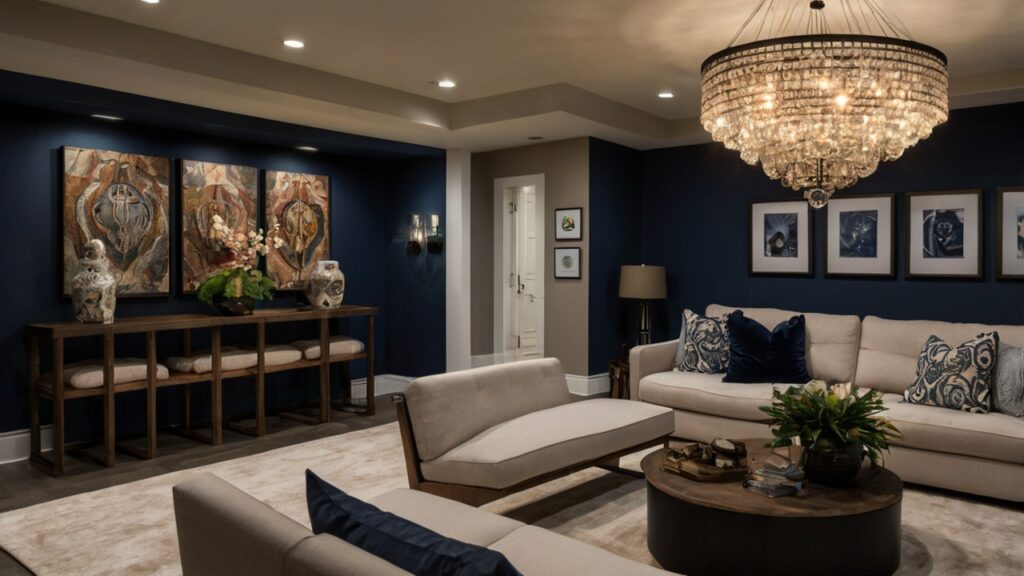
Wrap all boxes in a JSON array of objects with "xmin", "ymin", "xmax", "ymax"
[
  {"xmin": 904, "ymin": 333, "xmax": 999, "ymax": 413},
  {"xmin": 674, "ymin": 309, "xmax": 730, "ymax": 374}
]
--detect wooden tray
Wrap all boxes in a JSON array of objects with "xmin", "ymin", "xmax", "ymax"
[{"xmin": 664, "ymin": 459, "xmax": 748, "ymax": 482}]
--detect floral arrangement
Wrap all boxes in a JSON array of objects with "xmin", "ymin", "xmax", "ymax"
[
  {"xmin": 197, "ymin": 214, "xmax": 283, "ymax": 305},
  {"xmin": 760, "ymin": 380, "xmax": 901, "ymax": 466}
]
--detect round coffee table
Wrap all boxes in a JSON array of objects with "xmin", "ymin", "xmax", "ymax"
[{"xmin": 643, "ymin": 441, "xmax": 902, "ymax": 576}]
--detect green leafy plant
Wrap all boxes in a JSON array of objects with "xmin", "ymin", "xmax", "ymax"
[
  {"xmin": 760, "ymin": 381, "xmax": 901, "ymax": 466},
  {"xmin": 196, "ymin": 214, "xmax": 282, "ymax": 306},
  {"xmin": 198, "ymin": 268, "xmax": 276, "ymax": 304}
]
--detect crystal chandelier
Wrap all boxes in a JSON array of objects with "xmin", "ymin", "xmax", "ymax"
[{"xmin": 700, "ymin": 0, "xmax": 948, "ymax": 207}]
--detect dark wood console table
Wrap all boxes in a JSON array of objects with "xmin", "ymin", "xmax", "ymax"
[{"xmin": 27, "ymin": 305, "xmax": 377, "ymax": 475}]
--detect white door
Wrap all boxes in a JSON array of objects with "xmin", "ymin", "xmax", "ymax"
[
  {"xmin": 494, "ymin": 176, "xmax": 545, "ymax": 361},
  {"xmin": 514, "ymin": 187, "xmax": 539, "ymax": 355}
]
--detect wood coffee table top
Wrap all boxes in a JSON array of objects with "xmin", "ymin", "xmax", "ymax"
[{"xmin": 641, "ymin": 439, "xmax": 903, "ymax": 519}]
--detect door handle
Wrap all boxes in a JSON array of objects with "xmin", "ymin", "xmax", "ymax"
[{"xmin": 528, "ymin": 294, "xmax": 535, "ymax": 303}]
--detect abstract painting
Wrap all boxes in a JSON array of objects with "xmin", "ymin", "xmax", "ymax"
[
  {"xmin": 554, "ymin": 207, "xmax": 582, "ymax": 241},
  {"xmin": 554, "ymin": 247, "xmax": 581, "ymax": 279},
  {"xmin": 906, "ymin": 190, "xmax": 981, "ymax": 278},
  {"xmin": 180, "ymin": 160, "xmax": 258, "ymax": 292},
  {"xmin": 265, "ymin": 171, "xmax": 330, "ymax": 290},
  {"xmin": 63, "ymin": 147, "xmax": 170, "ymax": 296},
  {"xmin": 997, "ymin": 188, "xmax": 1024, "ymax": 279},
  {"xmin": 750, "ymin": 199, "xmax": 811, "ymax": 276},
  {"xmin": 825, "ymin": 194, "xmax": 894, "ymax": 277},
  {"xmin": 763, "ymin": 213, "xmax": 799, "ymax": 257}
]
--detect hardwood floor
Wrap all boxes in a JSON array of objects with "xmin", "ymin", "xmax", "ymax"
[{"xmin": 0, "ymin": 396, "xmax": 398, "ymax": 576}]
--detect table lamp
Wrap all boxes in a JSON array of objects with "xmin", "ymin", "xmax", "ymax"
[{"xmin": 619, "ymin": 265, "xmax": 667, "ymax": 346}]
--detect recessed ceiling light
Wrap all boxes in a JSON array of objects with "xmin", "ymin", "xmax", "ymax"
[
  {"xmin": 91, "ymin": 114, "xmax": 123, "ymax": 121},
  {"xmin": 140, "ymin": 0, "xmax": 160, "ymax": 4},
  {"xmin": 437, "ymin": 79, "xmax": 456, "ymax": 89},
  {"xmin": 658, "ymin": 91, "xmax": 675, "ymax": 99},
  {"xmin": 283, "ymin": 39, "xmax": 305, "ymax": 49},
  {"xmin": 296, "ymin": 145, "xmax": 318, "ymax": 152}
]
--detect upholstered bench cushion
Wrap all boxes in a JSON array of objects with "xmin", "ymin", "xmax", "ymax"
[
  {"xmin": 639, "ymin": 370, "xmax": 798, "ymax": 421},
  {"xmin": 370, "ymin": 488, "xmax": 522, "ymax": 548},
  {"xmin": 169, "ymin": 346, "xmax": 301, "ymax": 374},
  {"xmin": 419, "ymin": 398, "xmax": 673, "ymax": 490},
  {"xmin": 63, "ymin": 358, "xmax": 170, "ymax": 389},
  {"xmin": 291, "ymin": 336, "xmax": 365, "ymax": 360},
  {"xmin": 489, "ymin": 526, "xmax": 671, "ymax": 576},
  {"xmin": 881, "ymin": 394, "xmax": 1024, "ymax": 464}
]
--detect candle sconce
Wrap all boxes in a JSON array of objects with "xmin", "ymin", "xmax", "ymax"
[
  {"xmin": 427, "ymin": 213, "xmax": 444, "ymax": 254},
  {"xmin": 407, "ymin": 213, "xmax": 424, "ymax": 255}
]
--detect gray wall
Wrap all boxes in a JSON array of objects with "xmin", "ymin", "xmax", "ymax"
[{"xmin": 470, "ymin": 138, "xmax": 590, "ymax": 375}]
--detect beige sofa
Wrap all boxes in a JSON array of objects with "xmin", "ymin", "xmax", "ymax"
[
  {"xmin": 173, "ymin": 472, "xmax": 672, "ymax": 576},
  {"xmin": 396, "ymin": 358, "xmax": 674, "ymax": 505},
  {"xmin": 630, "ymin": 304, "xmax": 1024, "ymax": 502}
]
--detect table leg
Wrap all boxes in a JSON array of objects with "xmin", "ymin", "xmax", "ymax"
[
  {"xmin": 103, "ymin": 333, "xmax": 115, "ymax": 467},
  {"xmin": 366, "ymin": 315, "xmax": 375, "ymax": 416},
  {"xmin": 211, "ymin": 327, "xmax": 223, "ymax": 445},
  {"xmin": 146, "ymin": 331, "xmax": 157, "ymax": 459},
  {"xmin": 319, "ymin": 317, "xmax": 330, "ymax": 423},
  {"xmin": 29, "ymin": 336, "xmax": 40, "ymax": 456},
  {"xmin": 256, "ymin": 321, "xmax": 266, "ymax": 436},
  {"xmin": 53, "ymin": 337, "xmax": 64, "ymax": 475}
]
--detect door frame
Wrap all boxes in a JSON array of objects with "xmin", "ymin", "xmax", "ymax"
[{"xmin": 493, "ymin": 174, "xmax": 545, "ymax": 356}]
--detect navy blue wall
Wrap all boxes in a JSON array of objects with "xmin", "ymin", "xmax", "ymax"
[
  {"xmin": 0, "ymin": 76, "xmax": 445, "ymax": 436},
  {"xmin": 640, "ymin": 102, "xmax": 1024, "ymax": 343},
  {"xmin": 588, "ymin": 138, "xmax": 642, "ymax": 373}
]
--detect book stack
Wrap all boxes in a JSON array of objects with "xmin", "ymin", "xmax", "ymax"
[
  {"xmin": 663, "ymin": 439, "xmax": 748, "ymax": 482},
  {"xmin": 744, "ymin": 453, "xmax": 805, "ymax": 498}
]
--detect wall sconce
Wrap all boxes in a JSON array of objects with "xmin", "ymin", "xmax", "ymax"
[
  {"xmin": 427, "ymin": 213, "xmax": 444, "ymax": 254},
  {"xmin": 407, "ymin": 213, "xmax": 424, "ymax": 255}
]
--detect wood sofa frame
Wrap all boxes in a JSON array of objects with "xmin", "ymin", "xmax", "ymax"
[{"xmin": 394, "ymin": 393, "xmax": 669, "ymax": 506}]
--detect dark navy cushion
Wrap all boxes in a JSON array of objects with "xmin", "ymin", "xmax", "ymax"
[
  {"xmin": 723, "ymin": 311, "xmax": 810, "ymax": 384},
  {"xmin": 305, "ymin": 470, "xmax": 521, "ymax": 576}
]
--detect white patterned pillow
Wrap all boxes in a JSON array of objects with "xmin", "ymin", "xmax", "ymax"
[
  {"xmin": 674, "ymin": 309, "xmax": 730, "ymax": 374},
  {"xmin": 904, "ymin": 333, "xmax": 999, "ymax": 413},
  {"xmin": 994, "ymin": 344, "xmax": 1024, "ymax": 417}
]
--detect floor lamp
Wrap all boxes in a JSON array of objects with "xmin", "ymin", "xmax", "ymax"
[{"xmin": 619, "ymin": 265, "xmax": 667, "ymax": 346}]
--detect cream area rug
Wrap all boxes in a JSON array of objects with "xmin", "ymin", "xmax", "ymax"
[{"xmin": 0, "ymin": 422, "xmax": 1021, "ymax": 575}]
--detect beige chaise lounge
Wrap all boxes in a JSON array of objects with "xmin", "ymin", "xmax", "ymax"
[
  {"xmin": 395, "ymin": 358, "xmax": 674, "ymax": 505},
  {"xmin": 173, "ymin": 473, "xmax": 673, "ymax": 576},
  {"xmin": 630, "ymin": 304, "xmax": 1024, "ymax": 502}
]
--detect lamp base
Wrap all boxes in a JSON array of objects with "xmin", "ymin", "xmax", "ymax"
[{"xmin": 637, "ymin": 300, "xmax": 652, "ymax": 346}]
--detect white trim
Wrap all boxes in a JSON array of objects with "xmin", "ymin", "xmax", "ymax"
[
  {"xmin": 0, "ymin": 425, "xmax": 51, "ymax": 465},
  {"xmin": 566, "ymin": 372, "xmax": 611, "ymax": 396},
  {"xmin": 350, "ymin": 374, "xmax": 414, "ymax": 399},
  {"xmin": 445, "ymin": 149, "xmax": 472, "ymax": 372}
]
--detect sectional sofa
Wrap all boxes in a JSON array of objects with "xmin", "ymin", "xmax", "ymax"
[{"xmin": 630, "ymin": 304, "xmax": 1024, "ymax": 502}]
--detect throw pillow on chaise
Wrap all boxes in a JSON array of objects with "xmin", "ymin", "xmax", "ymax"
[
  {"xmin": 306, "ymin": 470, "xmax": 521, "ymax": 576},
  {"xmin": 674, "ymin": 309, "xmax": 730, "ymax": 374},
  {"xmin": 994, "ymin": 344, "xmax": 1024, "ymax": 417},
  {"xmin": 904, "ymin": 333, "xmax": 999, "ymax": 414},
  {"xmin": 723, "ymin": 311, "xmax": 810, "ymax": 384}
]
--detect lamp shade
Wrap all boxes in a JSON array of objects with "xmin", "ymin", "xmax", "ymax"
[{"xmin": 619, "ymin": 265, "xmax": 666, "ymax": 300}]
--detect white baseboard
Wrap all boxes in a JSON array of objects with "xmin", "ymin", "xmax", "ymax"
[
  {"xmin": 566, "ymin": 372, "xmax": 610, "ymax": 396},
  {"xmin": 351, "ymin": 374, "xmax": 413, "ymax": 399},
  {"xmin": 0, "ymin": 426, "xmax": 51, "ymax": 465}
]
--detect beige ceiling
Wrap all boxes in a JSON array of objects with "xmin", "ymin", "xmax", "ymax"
[{"xmin": 4, "ymin": 0, "xmax": 1024, "ymax": 151}]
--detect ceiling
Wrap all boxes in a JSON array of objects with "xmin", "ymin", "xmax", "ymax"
[{"xmin": 4, "ymin": 0, "xmax": 1024, "ymax": 151}]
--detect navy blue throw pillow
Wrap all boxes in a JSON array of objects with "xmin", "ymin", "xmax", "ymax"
[
  {"xmin": 723, "ymin": 312, "xmax": 810, "ymax": 384},
  {"xmin": 305, "ymin": 470, "xmax": 521, "ymax": 576}
]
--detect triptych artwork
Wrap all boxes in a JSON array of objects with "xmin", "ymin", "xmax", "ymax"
[
  {"xmin": 62, "ymin": 147, "xmax": 330, "ymax": 297},
  {"xmin": 750, "ymin": 188, "xmax": 1017, "ymax": 279}
]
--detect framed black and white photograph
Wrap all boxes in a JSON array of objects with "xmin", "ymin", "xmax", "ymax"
[
  {"xmin": 824, "ymin": 194, "xmax": 895, "ymax": 277},
  {"xmin": 997, "ymin": 187, "xmax": 1024, "ymax": 279},
  {"xmin": 906, "ymin": 190, "xmax": 982, "ymax": 279},
  {"xmin": 554, "ymin": 207, "xmax": 583, "ymax": 241},
  {"xmin": 554, "ymin": 247, "xmax": 581, "ymax": 279},
  {"xmin": 749, "ymin": 199, "xmax": 812, "ymax": 276}
]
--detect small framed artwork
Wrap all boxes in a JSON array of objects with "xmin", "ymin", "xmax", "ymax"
[
  {"xmin": 905, "ymin": 190, "xmax": 982, "ymax": 279},
  {"xmin": 997, "ymin": 187, "xmax": 1024, "ymax": 279},
  {"xmin": 554, "ymin": 247, "xmax": 581, "ymax": 279},
  {"xmin": 554, "ymin": 207, "xmax": 583, "ymax": 241},
  {"xmin": 824, "ymin": 194, "xmax": 895, "ymax": 277},
  {"xmin": 749, "ymin": 199, "xmax": 813, "ymax": 276}
]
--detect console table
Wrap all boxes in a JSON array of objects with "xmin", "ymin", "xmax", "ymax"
[{"xmin": 27, "ymin": 305, "xmax": 377, "ymax": 476}]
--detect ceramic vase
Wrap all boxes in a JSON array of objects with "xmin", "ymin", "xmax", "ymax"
[
  {"xmin": 71, "ymin": 239, "xmax": 117, "ymax": 324},
  {"xmin": 213, "ymin": 294, "xmax": 255, "ymax": 316},
  {"xmin": 305, "ymin": 260, "xmax": 345, "ymax": 309},
  {"xmin": 804, "ymin": 441, "xmax": 864, "ymax": 485}
]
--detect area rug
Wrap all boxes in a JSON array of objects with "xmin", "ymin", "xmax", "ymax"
[{"xmin": 0, "ymin": 422, "xmax": 1020, "ymax": 575}]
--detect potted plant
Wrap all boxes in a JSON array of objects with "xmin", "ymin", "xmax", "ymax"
[
  {"xmin": 197, "ymin": 214, "xmax": 283, "ymax": 315},
  {"xmin": 760, "ymin": 380, "xmax": 900, "ymax": 484}
]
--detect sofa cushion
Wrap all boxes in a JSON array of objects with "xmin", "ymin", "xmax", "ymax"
[
  {"xmin": 405, "ymin": 359, "xmax": 572, "ymax": 462},
  {"xmin": 994, "ymin": 344, "xmax": 1024, "ymax": 417},
  {"xmin": 369, "ymin": 488, "xmax": 522, "ymax": 548},
  {"xmin": 674, "ymin": 309, "xmax": 730, "ymax": 374},
  {"xmin": 904, "ymin": 333, "xmax": 998, "ymax": 413},
  {"xmin": 285, "ymin": 533, "xmax": 413, "ymax": 576},
  {"xmin": 306, "ymin": 470, "xmax": 521, "ymax": 576},
  {"xmin": 64, "ymin": 358, "xmax": 169, "ymax": 389},
  {"xmin": 723, "ymin": 312, "xmax": 810, "ymax": 384},
  {"xmin": 292, "ymin": 336, "xmax": 365, "ymax": 360},
  {"xmin": 420, "ymin": 399, "xmax": 673, "ymax": 490},
  {"xmin": 857, "ymin": 316, "xmax": 1024, "ymax": 394},
  {"xmin": 488, "ymin": 526, "xmax": 672, "ymax": 576},
  {"xmin": 639, "ymin": 371, "xmax": 797, "ymax": 421},
  {"xmin": 706, "ymin": 304, "xmax": 861, "ymax": 383},
  {"xmin": 881, "ymin": 394, "xmax": 1024, "ymax": 464}
]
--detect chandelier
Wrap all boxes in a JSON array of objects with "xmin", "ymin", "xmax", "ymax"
[{"xmin": 700, "ymin": 0, "xmax": 948, "ymax": 207}]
